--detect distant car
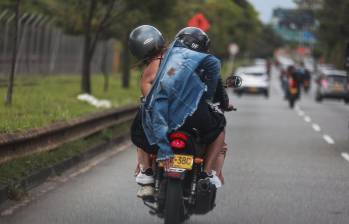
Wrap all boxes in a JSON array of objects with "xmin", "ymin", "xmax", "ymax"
[
  {"xmin": 234, "ymin": 66, "xmax": 270, "ymax": 98},
  {"xmin": 315, "ymin": 69, "xmax": 349, "ymax": 104},
  {"xmin": 253, "ymin": 58, "xmax": 267, "ymax": 66}
]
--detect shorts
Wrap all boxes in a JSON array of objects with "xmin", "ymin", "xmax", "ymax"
[
  {"xmin": 130, "ymin": 108, "xmax": 159, "ymax": 154},
  {"xmin": 130, "ymin": 100, "xmax": 226, "ymax": 154}
]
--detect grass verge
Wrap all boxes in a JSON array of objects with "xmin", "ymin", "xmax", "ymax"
[
  {"xmin": 0, "ymin": 73, "xmax": 141, "ymax": 133},
  {"xmin": 0, "ymin": 120, "xmax": 132, "ymax": 200}
]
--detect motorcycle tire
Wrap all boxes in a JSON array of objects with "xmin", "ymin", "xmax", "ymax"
[
  {"xmin": 289, "ymin": 98, "xmax": 295, "ymax": 108},
  {"xmin": 164, "ymin": 179, "xmax": 185, "ymax": 224},
  {"xmin": 315, "ymin": 94, "xmax": 322, "ymax": 103}
]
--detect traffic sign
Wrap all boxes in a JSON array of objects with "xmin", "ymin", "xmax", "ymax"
[{"xmin": 187, "ymin": 13, "xmax": 210, "ymax": 32}]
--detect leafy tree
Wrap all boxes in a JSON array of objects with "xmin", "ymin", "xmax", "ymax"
[
  {"xmin": 166, "ymin": 0, "xmax": 260, "ymax": 58},
  {"xmin": 46, "ymin": 0, "xmax": 122, "ymax": 93},
  {"xmin": 110, "ymin": 0, "xmax": 177, "ymax": 88},
  {"xmin": 250, "ymin": 25, "xmax": 284, "ymax": 58},
  {"xmin": 316, "ymin": 0, "xmax": 349, "ymax": 67}
]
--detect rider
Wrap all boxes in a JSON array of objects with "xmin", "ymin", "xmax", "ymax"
[
  {"xmin": 129, "ymin": 25, "xmax": 165, "ymax": 197},
  {"xmin": 286, "ymin": 65, "xmax": 301, "ymax": 100}
]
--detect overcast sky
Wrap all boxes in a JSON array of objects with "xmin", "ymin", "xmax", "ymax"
[{"xmin": 248, "ymin": 0, "xmax": 296, "ymax": 23}]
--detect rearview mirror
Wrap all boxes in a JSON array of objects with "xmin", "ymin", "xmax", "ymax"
[{"xmin": 225, "ymin": 75, "xmax": 242, "ymax": 88}]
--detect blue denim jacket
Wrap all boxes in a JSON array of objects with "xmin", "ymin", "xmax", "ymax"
[{"xmin": 142, "ymin": 41, "xmax": 220, "ymax": 160}]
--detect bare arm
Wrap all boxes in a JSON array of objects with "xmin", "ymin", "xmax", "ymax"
[{"xmin": 140, "ymin": 59, "xmax": 160, "ymax": 96}]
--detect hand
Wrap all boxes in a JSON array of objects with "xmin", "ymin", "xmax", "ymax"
[{"xmin": 225, "ymin": 104, "xmax": 236, "ymax": 111}]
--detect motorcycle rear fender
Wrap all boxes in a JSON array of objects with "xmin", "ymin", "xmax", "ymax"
[{"xmin": 165, "ymin": 168, "xmax": 187, "ymax": 180}]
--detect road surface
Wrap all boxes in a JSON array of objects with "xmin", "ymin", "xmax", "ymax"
[{"xmin": 1, "ymin": 67, "xmax": 349, "ymax": 224}]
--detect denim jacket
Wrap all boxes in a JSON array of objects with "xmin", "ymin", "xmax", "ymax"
[{"xmin": 142, "ymin": 41, "xmax": 220, "ymax": 160}]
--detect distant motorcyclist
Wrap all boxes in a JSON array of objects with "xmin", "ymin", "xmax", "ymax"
[
  {"xmin": 286, "ymin": 65, "xmax": 301, "ymax": 108},
  {"xmin": 297, "ymin": 62, "xmax": 311, "ymax": 92}
]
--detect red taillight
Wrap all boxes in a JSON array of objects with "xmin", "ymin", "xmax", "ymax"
[
  {"xmin": 322, "ymin": 79, "xmax": 328, "ymax": 88},
  {"xmin": 170, "ymin": 139, "xmax": 186, "ymax": 149},
  {"xmin": 169, "ymin": 132, "xmax": 188, "ymax": 150},
  {"xmin": 170, "ymin": 132, "xmax": 188, "ymax": 141}
]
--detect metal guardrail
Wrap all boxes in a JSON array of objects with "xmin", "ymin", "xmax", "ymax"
[{"xmin": 0, "ymin": 105, "xmax": 138, "ymax": 164}]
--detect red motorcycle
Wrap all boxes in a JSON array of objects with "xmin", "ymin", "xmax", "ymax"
[{"xmin": 287, "ymin": 77, "xmax": 299, "ymax": 108}]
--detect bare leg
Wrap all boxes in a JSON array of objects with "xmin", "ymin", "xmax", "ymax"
[
  {"xmin": 212, "ymin": 142, "xmax": 227, "ymax": 184},
  {"xmin": 135, "ymin": 148, "xmax": 151, "ymax": 176},
  {"xmin": 204, "ymin": 131, "xmax": 225, "ymax": 174}
]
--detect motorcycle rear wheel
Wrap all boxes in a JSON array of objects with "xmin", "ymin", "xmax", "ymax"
[
  {"xmin": 289, "ymin": 98, "xmax": 295, "ymax": 108},
  {"xmin": 164, "ymin": 179, "xmax": 185, "ymax": 224}
]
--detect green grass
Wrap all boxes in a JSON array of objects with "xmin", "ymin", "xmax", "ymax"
[
  {"xmin": 0, "ymin": 121, "xmax": 131, "ymax": 200},
  {"xmin": 0, "ymin": 73, "xmax": 141, "ymax": 133}
]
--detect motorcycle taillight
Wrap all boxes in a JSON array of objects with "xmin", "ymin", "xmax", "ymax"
[
  {"xmin": 322, "ymin": 79, "xmax": 328, "ymax": 88},
  {"xmin": 170, "ymin": 139, "xmax": 186, "ymax": 149},
  {"xmin": 170, "ymin": 132, "xmax": 188, "ymax": 141},
  {"xmin": 169, "ymin": 132, "xmax": 188, "ymax": 150}
]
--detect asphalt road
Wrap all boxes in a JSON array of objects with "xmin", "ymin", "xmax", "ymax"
[{"xmin": 1, "ymin": 67, "xmax": 349, "ymax": 224}]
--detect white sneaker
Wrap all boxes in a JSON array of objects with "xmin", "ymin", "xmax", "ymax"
[
  {"xmin": 137, "ymin": 185, "xmax": 154, "ymax": 198},
  {"xmin": 210, "ymin": 170, "xmax": 222, "ymax": 188},
  {"xmin": 135, "ymin": 168, "xmax": 154, "ymax": 185}
]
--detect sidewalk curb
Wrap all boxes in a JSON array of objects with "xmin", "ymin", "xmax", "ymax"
[{"xmin": 0, "ymin": 134, "xmax": 129, "ymax": 205}]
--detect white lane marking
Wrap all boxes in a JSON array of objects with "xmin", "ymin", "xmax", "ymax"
[
  {"xmin": 297, "ymin": 110, "xmax": 305, "ymax": 117},
  {"xmin": 341, "ymin": 152, "xmax": 349, "ymax": 162},
  {"xmin": 304, "ymin": 116, "xmax": 311, "ymax": 123},
  {"xmin": 323, "ymin": 134, "xmax": 335, "ymax": 145},
  {"xmin": 312, "ymin": 123, "xmax": 321, "ymax": 132}
]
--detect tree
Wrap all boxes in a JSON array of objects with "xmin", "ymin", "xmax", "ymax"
[
  {"xmin": 167, "ymin": 0, "xmax": 260, "ymax": 58},
  {"xmin": 4, "ymin": 0, "xmax": 21, "ymax": 106},
  {"xmin": 47, "ymin": 0, "xmax": 122, "ymax": 93},
  {"xmin": 110, "ymin": 0, "xmax": 177, "ymax": 88},
  {"xmin": 316, "ymin": 0, "xmax": 349, "ymax": 67},
  {"xmin": 250, "ymin": 25, "xmax": 284, "ymax": 58}
]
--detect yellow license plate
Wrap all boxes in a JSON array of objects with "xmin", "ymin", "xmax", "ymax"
[
  {"xmin": 249, "ymin": 87, "xmax": 258, "ymax": 92},
  {"xmin": 333, "ymin": 86, "xmax": 343, "ymax": 92},
  {"xmin": 172, "ymin": 154, "xmax": 193, "ymax": 170}
]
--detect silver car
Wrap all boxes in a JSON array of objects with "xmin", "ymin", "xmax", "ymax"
[
  {"xmin": 234, "ymin": 66, "xmax": 270, "ymax": 98},
  {"xmin": 315, "ymin": 69, "xmax": 349, "ymax": 104}
]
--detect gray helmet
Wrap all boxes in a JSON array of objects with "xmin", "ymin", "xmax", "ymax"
[{"xmin": 128, "ymin": 25, "xmax": 165, "ymax": 60}]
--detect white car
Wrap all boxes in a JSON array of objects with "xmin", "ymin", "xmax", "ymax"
[{"xmin": 234, "ymin": 66, "xmax": 270, "ymax": 98}]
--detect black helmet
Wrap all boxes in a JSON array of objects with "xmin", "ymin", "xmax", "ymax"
[
  {"xmin": 175, "ymin": 27, "xmax": 210, "ymax": 52},
  {"xmin": 128, "ymin": 25, "xmax": 165, "ymax": 60}
]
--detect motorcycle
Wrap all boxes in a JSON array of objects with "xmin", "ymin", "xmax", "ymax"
[
  {"xmin": 287, "ymin": 77, "xmax": 299, "ymax": 108},
  {"xmin": 141, "ymin": 75, "xmax": 242, "ymax": 224}
]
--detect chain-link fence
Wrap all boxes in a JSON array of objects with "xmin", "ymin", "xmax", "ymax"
[{"xmin": 0, "ymin": 10, "xmax": 115, "ymax": 77}]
